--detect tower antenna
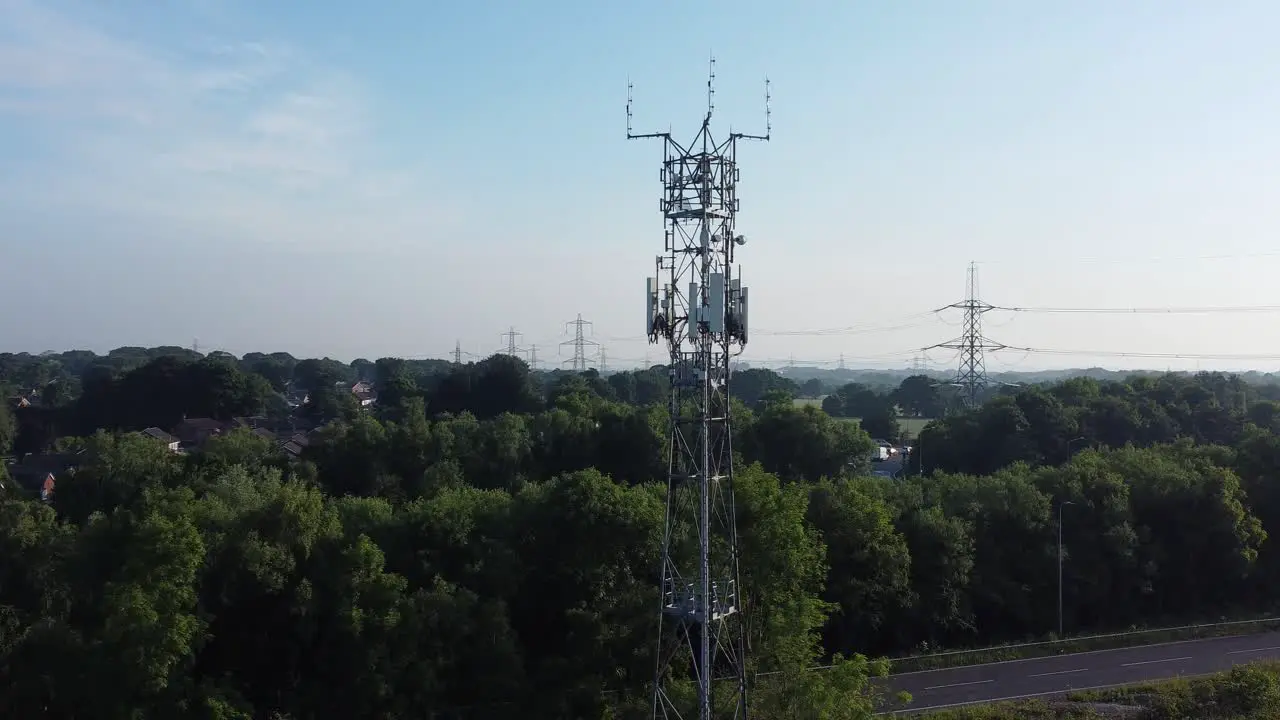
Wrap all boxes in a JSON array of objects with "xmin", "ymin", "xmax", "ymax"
[
  {"xmin": 764, "ymin": 77, "xmax": 772, "ymax": 140},
  {"xmin": 633, "ymin": 63, "xmax": 769, "ymax": 720},
  {"xmin": 560, "ymin": 314, "xmax": 599, "ymax": 372},
  {"xmin": 706, "ymin": 53, "xmax": 716, "ymax": 121}
]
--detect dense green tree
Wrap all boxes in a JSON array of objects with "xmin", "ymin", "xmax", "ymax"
[
  {"xmin": 0, "ymin": 401, "xmax": 13, "ymax": 456},
  {"xmin": 891, "ymin": 375, "xmax": 943, "ymax": 418},
  {"xmin": 859, "ymin": 404, "xmax": 902, "ymax": 443},
  {"xmin": 5, "ymin": 347, "xmax": 1280, "ymax": 717}
]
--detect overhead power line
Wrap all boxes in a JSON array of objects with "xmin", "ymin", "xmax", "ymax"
[
  {"xmin": 1003, "ymin": 347, "xmax": 1280, "ymax": 362},
  {"xmin": 755, "ymin": 314, "xmax": 941, "ymax": 337},
  {"xmin": 991, "ymin": 304, "xmax": 1280, "ymax": 315}
]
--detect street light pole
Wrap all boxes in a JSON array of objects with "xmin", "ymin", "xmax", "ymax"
[
  {"xmin": 1067, "ymin": 436, "xmax": 1086, "ymax": 460},
  {"xmin": 1057, "ymin": 500, "xmax": 1075, "ymax": 637}
]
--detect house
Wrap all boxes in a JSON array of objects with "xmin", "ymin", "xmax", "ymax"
[
  {"xmin": 171, "ymin": 417, "xmax": 228, "ymax": 449},
  {"xmin": 142, "ymin": 427, "xmax": 182, "ymax": 453},
  {"xmin": 275, "ymin": 430, "xmax": 311, "ymax": 459},
  {"xmin": 5, "ymin": 451, "xmax": 85, "ymax": 502},
  {"xmin": 230, "ymin": 416, "xmax": 274, "ymax": 431},
  {"xmin": 2, "ymin": 470, "xmax": 56, "ymax": 502},
  {"xmin": 349, "ymin": 380, "xmax": 378, "ymax": 407}
]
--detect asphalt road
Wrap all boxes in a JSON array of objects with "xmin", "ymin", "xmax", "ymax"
[
  {"xmin": 871, "ymin": 458, "xmax": 903, "ymax": 478},
  {"xmin": 876, "ymin": 630, "xmax": 1280, "ymax": 714}
]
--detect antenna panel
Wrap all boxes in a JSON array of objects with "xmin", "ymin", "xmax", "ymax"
[
  {"xmin": 707, "ymin": 273, "xmax": 725, "ymax": 333},
  {"xmin": 646, "ymin": 277, "xmax": 659, "ymax": 334},
  {"xmin": 739, "ymin": 286, "xmax": 749, "ymax": 345}
]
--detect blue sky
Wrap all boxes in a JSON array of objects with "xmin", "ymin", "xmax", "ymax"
[{"xmin": 3, "ymin": 0, "xmax": 1280, "ymax": 372}]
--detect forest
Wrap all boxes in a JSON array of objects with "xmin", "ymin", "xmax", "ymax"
[{"xmin": 2, "ymin": 347, "xmax": 1280, "ymax": 718}]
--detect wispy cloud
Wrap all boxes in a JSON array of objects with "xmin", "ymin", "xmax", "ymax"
[{"xmin": 0, "ymin": 0, "xmax": 455, "ymax": 249}]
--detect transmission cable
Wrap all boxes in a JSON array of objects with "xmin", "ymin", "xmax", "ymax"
[{"xmin": 990, "ymin": 304, "xmax": 1280, "ymax": 315}]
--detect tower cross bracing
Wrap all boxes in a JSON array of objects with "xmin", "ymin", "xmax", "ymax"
[{"xmin": 630, "ymin": 60, "xmax": 770, "ymax": 720}]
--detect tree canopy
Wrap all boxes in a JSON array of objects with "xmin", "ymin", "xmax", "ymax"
[{"xmin": 3, "ymin": 349, "xmax": 1280, "ymax": 717}]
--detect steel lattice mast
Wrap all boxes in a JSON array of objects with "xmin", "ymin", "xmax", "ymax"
[
  {"xmin": 560, "ymin": 314, "xmax": 598, "ymax": 372},
  {"xmin": 629, "ymin": 58, "xmax": 770, "ymax": 720},
  {"xmin": 934, "ymin": 262, "xmax": 1004, "ymax": 408}
]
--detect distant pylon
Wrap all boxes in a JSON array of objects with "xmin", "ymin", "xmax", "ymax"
[
  {"xmin": 598, "ymin": 347, "xmax": 608, "ymax": 373},
  {"xmin": 928, "ymin": 262, "xmax": 1006, "ymax": 408},
  {"xmin": 838, "ymin": 353, "xmax": 846, "ymax": 370},
  {"xmin": 453, "ymin": 340, "xmax": 463, "ymax": 365},
  {"xmin": 911, "ymin": 354, "xmax": 924, "ymax": 372},
  {"xmin": 560, "ymin": 314, "xmax": 599, "ymax": 372},
  {"xmin": 500, "ymin": 327, "xmax": 523, "ymax": 356},
  {"xmin": 528, "ymin": 344, "xmax": 540, "ymax": 370}
]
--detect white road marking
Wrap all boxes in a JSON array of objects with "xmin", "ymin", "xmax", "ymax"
[
  {"xmin": 923, "ymin": 679, "xmax": 995, "ymax": 691},
  {"xmin": 1228, "ymin": 645, "xmax": 1280, "ymax": 655},
  {"xmin": 1028, "ymin": 668, "xmax": 1090, "ymax": 678},
  {"xmin": 1121, "ymin": 656, "xmax": 1191, "ymax": 667}
]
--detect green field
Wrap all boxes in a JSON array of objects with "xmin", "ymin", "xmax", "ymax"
[
  {"xmin": 840, "ymin": 416, "xmax": 932, "ymax": 440},
  {"xmin": 791, "ymin": 397, "xmax": 933, "ymax": 440}
]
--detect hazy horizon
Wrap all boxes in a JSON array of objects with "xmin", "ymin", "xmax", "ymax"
[{"xmin": 5, "ymin": 1, "xmax": 1280, "ymax": 373}]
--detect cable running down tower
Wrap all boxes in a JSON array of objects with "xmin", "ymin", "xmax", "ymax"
[{"xmin": 631, "ymin": 56, "xmax": 769, "ymax": 720}]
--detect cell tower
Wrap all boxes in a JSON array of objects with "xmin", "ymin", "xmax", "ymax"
[
  {"xmin": 560, "ymin": 314, "xmax": 599, "ymax": 372},
  {"xmin": 930, "ymin": 262, "xmax": 1005, "ymax": 408},
  {"xmin": 500, "ymin": 327, "xmax": 522, "ymax": 357},
  {"xmin": 632, "ymin": 56, "xmax": 769, "ymax": 720}
]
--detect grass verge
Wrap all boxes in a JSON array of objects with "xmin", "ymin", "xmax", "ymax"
[
  {"xmin": 889, "ymin": 617, "xmax": 1280, "ymax": 675},
  {"xmin": 918, "ymin": 660, "xmax": 1280, "ymax": 718}
]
